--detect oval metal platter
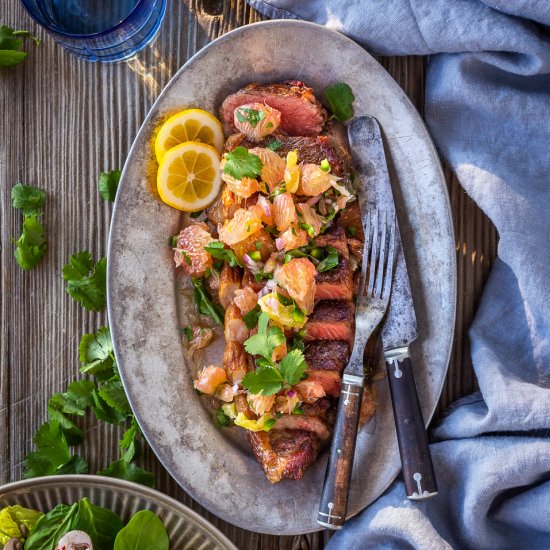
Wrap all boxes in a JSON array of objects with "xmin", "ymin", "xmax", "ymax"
[{"xmin": 108, "ymin": 20, "xmax": 456, "ymax": 535}]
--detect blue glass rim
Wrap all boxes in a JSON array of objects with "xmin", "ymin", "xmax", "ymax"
[{"xmin": 20, "ymin": 0, "xmax": 151, "ymax": 39}]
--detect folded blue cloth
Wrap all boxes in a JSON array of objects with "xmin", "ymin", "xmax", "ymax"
[{"xmin": 247, "ymin": 1, "xmax": 550, "ymax": 547}]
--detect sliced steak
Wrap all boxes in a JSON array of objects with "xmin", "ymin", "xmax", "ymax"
[
  {"xmin": 272, "ymin": 414, "xmax": 331, "ymax": 441},
  {"xmin": 305, "ymin": 300, "xmax": 354, "ymax": 343},
  {"xmin": 220, "ymin": 81, "xmax": 327, "ymax": 137},
  {"xmin": 224, "ymin": 133, "xmax": 352, "ymax": 179},
  {"xmin": 306, "ymin": 370, "xmax": 342, "ymax": 397},
  {"xmin": 314, "ymin": 218, "xmax": 349, "ymax": 257},
  {"xmin": 247, "ymin": 429, "xmax": 319, "ymax": 483},
  {"xmin": 315, "ymin": 256, "xmax": 354, "ymax": 300},
  {"xmin": 302, "ymin": 397, "xmax": 335, "ymax": 418},
  {"xmin": 305, "ymin": 340, "xmax": 350, "ymax": 372}
]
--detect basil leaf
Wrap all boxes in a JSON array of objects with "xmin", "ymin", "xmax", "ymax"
[{"xmin": 114, "ymin": 510, "xmax": 169, "ymax": 550}]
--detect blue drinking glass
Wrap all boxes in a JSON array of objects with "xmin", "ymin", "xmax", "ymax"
[{"xmin": 20, "ymin": 0, "xmax": 167, "ymax": 62}]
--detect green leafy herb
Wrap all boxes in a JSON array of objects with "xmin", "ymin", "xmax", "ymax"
[
  {"xmin": 13, "ymin": 214, "xmax": 47, "ymax": 271},
  {"xmin": 119, "ymin": 418, "xmax": 140, "ymax": 463},
  {"xmin": 11, "ymin": 183, "xmax": 45, "ymax": 216},
  {"xmin": 316, "ymin": 245, "xmax": 339, "ymax": 272},
  {"xmin": 98, "ymin": 169, "xmax": 122, "ymax": 201},
  {"xmin": 235, "ymin": 107, "xmax": 266, "ymax": 128},
  {"xmin": 24, "ymin": 503, "xmax": 78, "ymax": 550},
  {"xmin": 191, "ymin": 277, "xmax": 224, "ymax": 324},
  {"xmin": 190, "ymin": 209, "xmax": 204, "ymax": 218},
  {"xmin": 183, "ymin": 325, "xmax": 194, "ymax": 341},
  {"xmin": 215, "ymin": 407, "xmax": 232, "ymax": 427},
  {"xmin": 266, "ymin": 139, "xmax": 283, "ymax": 151},
  {"xmin": 223, "ymin": 146, "xmax": 263, "ymax": 180},
  {"xmin": 62, "ymin": 252, "xmax": 107, "ymax": 311},
  {"xmin": 346, "ymin": 225, "xmax": 357, "ymax": 237},
  {"xmin": 299, "ymin": 222, "xmax": 316, "ymax": 238},
  {"xmin": 324, "ymin": 82, "xmax": 355, "ymax": 121},
  {"xmin": 320, "ymin": 158, "xmax": 331, "ymax": 172},
  {"xmin": 114, "ymin": 510, "xmax": 169, "ymax": 550},
  {"xmin": 292, "ymin": 406, "xmax": 304, "ymax": 415},
  {"xmin": 243, "ymin": 305, "xmax": 261, "ymax": 329},
  {"xmin": 243, "ymin": 313, "xmax": 285, "ymax": 364},
  {"xmin": 242, "ymin": 365, "xmax": 284, "ymax": 396},
  {"xmin": 91, "ymin": 389, "xmax": 127, "ymax": 425},
  {"xmin": 79, "ymin": 326, "xmax": 115, "ymax": 377},
  {"xmin": 278, "ymin": 349, "xmax": 308, "ymax": 386},
  {"xmin": 253, "ymin": 271, "xmax": 273, "ymax": 283},
  {"xmin": 0, "ymin": 25, "xmax": 40, "ymax": 68},
  {"xmin": 98, "ymin": 379, "xmax": 132, "ymax": 416},
  {"xmin": 204, "ymin": 241, "xmax": 244, "ymax": 267},
  {"xmin": 98, "ymin": 459, "xmax": 155, "ymax": 487},
  {"xmin": 23, "ymin": 421, "xmax": 88, "ymax": 478}
]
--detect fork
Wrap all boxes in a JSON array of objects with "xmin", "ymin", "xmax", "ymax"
[{"xmin": 317, "ymin": 209, "xmax": 396, "ymax": 530}]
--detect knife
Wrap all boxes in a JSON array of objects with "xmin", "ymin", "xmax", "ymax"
[{"xmin": 348, "ymin": 116, "xmax": 438, "ymax": 500}]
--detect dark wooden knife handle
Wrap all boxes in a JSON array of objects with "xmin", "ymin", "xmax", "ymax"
[
  {"xmin": 318, "ymin": 374, "xmax": 363, "ymax": 529},
  {"xmin": 386, "ymin": 349, "xmax": 438, "ymax": 499}
]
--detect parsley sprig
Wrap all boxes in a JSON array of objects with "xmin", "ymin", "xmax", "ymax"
[
  {"xmin": 242, "ymin": 313, "xmax": 308, "ymax": 396},
  {"xmin": 11, "ymin": 183, "xmax": 48, "ymax": 271},
  {"xmin": 223, "ymin": 146, "xmax": 263, "ymax": 180},
  {"xmin": 324, "ymin": 82, "xmax": 355, "ymax": 122}
]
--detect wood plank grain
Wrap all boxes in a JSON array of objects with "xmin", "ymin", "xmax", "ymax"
[{"xmin": 0, "ymin": 1, "xmax": 496, "ymax": 549}]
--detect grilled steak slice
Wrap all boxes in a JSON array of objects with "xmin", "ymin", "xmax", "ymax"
[
  {"xmin": 305, "ymin": 300, "xmax": 354, "ymax": 343},
  {"xmin": 302, "ymin": 397, "xmax": 334, "ymax": 418},
  {"xmin": 340, "ymin": 201, "xmax": 364, "ymax": 241},
  {"xmin": 225, "ymin": 133, "xmax": 352, "ymax": 178},
  {"xmin": 315, "ymin": 256, "xmax": 354, "ymax": 300},
  {"xmin": 220, "ymin": 81, "xmax": 327, "ymax": 137},
  {"xmin": 271, "ymin": 414, "xmax": 331, "ymax": 441},
  {"xmin": 247, "ymin": 429, "xmax": 319, "ymax": 483},
  {"xmin": 306, "ymin": 370, "xmax": 342, "ymax": 397},
  {"xmin": 314, "ymin": 217, "xmax": 349, "ymax": 257},
  {"xmin": 305, "ymin": 340, "xmax": 350, "ymax": 372}
]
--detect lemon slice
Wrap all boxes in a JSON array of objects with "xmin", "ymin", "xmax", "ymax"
[
  {"xmin": 155, "ymin": 109, "xmax": 224, "ymax": 162},
  {"xmin": 157, "ymin": 142, "xmax": 222, "ymax": 212}
]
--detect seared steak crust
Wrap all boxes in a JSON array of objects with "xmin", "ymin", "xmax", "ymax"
[
  {"xmin": 305, "ymin": 300, "xmax": 355, "ymax": 343},
  {"xmin": 220, "ymin": 81, "xmax": 327, "ymax": 137},
  {"xmin": 305, "ymin": 340, "xmax": 350, "ymax": 372}
]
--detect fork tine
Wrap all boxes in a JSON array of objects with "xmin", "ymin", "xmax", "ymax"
[
  {"xmin": 366, "ymin": 209, "xmax": 379, "ymax": 298},
  {"xmin": 382, "ymin": 213, "xmax": 397, "ymax": 302},
  {"xmin": 357, "ymin": 209, "xmax": 371, "ymax": 301},
  {"xmin": 373, "ymin": 211, "xmax": 388, "ymax": 300}
]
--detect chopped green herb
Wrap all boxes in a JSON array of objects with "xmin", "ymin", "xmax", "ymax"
[
  {"xmin": 316, "ymin": 245, "xmax": 339, "ymax": 272},
  {"xmin": 62, "ymin": 252, "xmax": 107, "ymax": 311},
  {"xmin": 13, "ymin": 214, "xmax": 47, "ymax": 271},
  {"xmin": 346, "ymin": 225, "xmax": 357, "ymax": 237},
  {"xmin": 190, "ymin": 209, "xmax": 204, "ymax": 218},
  {"xmin": 243, "ymin": 305, "xmax": 261, "ymax": 329},
  {"xmin": 171, "ymin": 235, "xmax": 178, "ymax": 247},
  {"xmin": 249, "ymin": 250, "xmax": 262, "ymax": 262},
  {"xmin": 263, "ymin": 418, "xmax": 277, "ymax": 430},
  {"xmin": 266, "ymin": 139, "xmax": 283, "ymax": 151},
  {"xmin": 191, "ymin": 277, "xmax": 224, "ymax": 324},
  {"xmin": 253, "ymin": 271, "xmax": 273, "ymax": 283},
  {"xmin": 292, "ymin": 308, "xmax": 306, "ymax": 325},
  {"xmin": 320, "ymin": 159, "xmax": 331, "ymax": 172},
  {"xmin": 292, "ymin": 406, "xmax": 304, "ymax": 415},
  {"xmin": 182, "ymin": 251, "xmax": 191, "ymax": 265},
  {"xmin": 324, "ymin": 82, "xmax": 355, "ymax": 122},
  {"xmin": 299, "ymin": 222, "xmax": 316, "ymax": 238},
  {"xmin": 276, "ymin": 292, "xmax": 294, "ymax": 306},
  {"xmin": 255, "ymin": 241, "xmax": 263, "ymax": 251},
  {"xmin": 224, "ymin": 146, "xmax": 263, "ymax": 180},
  {"xmin": 215, "ymin": 408, "xmax": 232, "ymax": 427},
  {"xmin": 183, "ymin": 325, "xmax": 194, "ymax": 341},
  {"xmin": 98, "ymin": 169, "xmax": 121, "ymax": 202},
  {"xmin": 235, "ymin": 107, "xmax": 266, "ymax": 128},
  {"xmin": 204, "ymin": 241, "xmax": 244, "ymax": 267}
]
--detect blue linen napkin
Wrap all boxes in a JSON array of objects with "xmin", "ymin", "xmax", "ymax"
[{"xmin": 247, "ymin": 1, "xmax": 550, "ymax": 547}]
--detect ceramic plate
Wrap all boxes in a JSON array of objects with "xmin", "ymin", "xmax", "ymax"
[
  {"xmin": 0, "ymin": 475, "xmax": 236, "ymax": 549},
  {"xmin": 108, "ymin": 20, "xmax": 456, "ymax": 535}
]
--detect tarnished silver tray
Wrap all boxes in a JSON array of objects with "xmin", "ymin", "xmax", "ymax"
[{"xmin": 108, "ymin": 20, "xmax": 456, "ymax": 535}]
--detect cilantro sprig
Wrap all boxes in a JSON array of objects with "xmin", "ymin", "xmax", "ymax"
[
  {"xmin": 204, "ymin": 241, "xmax": 243, "ymax": 267},
  {"xmin": 324, "ymin": 82, "xmax": 355, "ymax": 122},
  {"xmin": 98, "ymin": 169, "xmax": 121, "ymax": 202},
  {"xmin": 62, "ymin": 252, "xmax": 107, "ymax": 311},
  {"xmin": 11, "ymin": 183, "xmax": 47, "ymax": 271},
  {"xmin": 0, "ymin": 25, "xmax": 40, "ymax": 68},
  {"xmin": 242, "ymin": 313, "xmax": 308, "ymax": 396},
  {"xmin": 191, "ymin": 277, "xmax": 225, "ymax": 324},
  {"xmin": 235, "ymin": 107, "xmax": 265, "ymax": 128},
  {"xmin": 223, "ymin": 146, "xmax": 263, "ymax": 180}
]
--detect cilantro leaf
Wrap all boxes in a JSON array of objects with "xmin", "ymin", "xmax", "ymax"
[
  {"xmin": 14, "ymin": 215, "xmax": 47, "ymax": 270},
  {"xmin": 223, "ymin": 146, "xmax": 263, "ymax": 180},
  {"xmin": 191, "ymin": 277, "xmax": 224, "ymax": 324},
  {"xmin": 0, "ymin": 26, "xmax": 40, "ymax": 68},
  {"xmin": 79, "ymin": 327, "xmax": 115, "ymax": 377},
  {"xmin": 11, "ymin": 183, "xmax": 46, "ymax": 215},
  {"xmin": 243, "ymin": 305, "xmax": 261, "ymax": 330},
  {"xmin": 266, "ymin": 139, "xmax": 283, "ymax": 151},
  {"xmin": 91, "ymin": 389, "xmax": 127, "ymax": 425},
  {"xmin": 98, "ymin": 379, "xmax": 132, "ymax": 416},
  {"xmin": 324, "ymin": 82, "xmax": 355, "ymax": 122},
  {"xmin": 243, "ymin": 313, "xmax": 285, "ymax": 362},
  {"xmin": 242, "ymin": 365, "xmax": 283, "ymax": 396},
  {"xmin": 49, "ymin": 380, "xmax": 95, "ymax": 416},
  {"xmin": 98, "ymin": 169, "xmax": 121, "ymax": 201},
  {"xmin": 204, "ymin": 241, "xmax": 243, "ymax": 267},
  {"xmin": 62, "ymin": 252, "xmax": 107, "ymax": 311},
  {"xmin": 215, "ymin": 407, "xmax": 232, "ymax": 427},
  {"xmin": 279, "ymin": 349, "xmax": 308, "ymax": 386},
  {"xmin": 235, "ymin": 107, "xmax": 265, "ymax": 128},
  {"xmin": 98, "ymin": 459, "xmax": 155, "ymax": 487},
  {"xmin": 119, "ymin": 418, "xmax": 140, "ymax": 463},
  {"xmin": 316, "ymin": 245, "xmax": 339, "ymax": 272},
  {"xmin": 55, "ymin": 454, "xmax": 89, "ymax": 474}
]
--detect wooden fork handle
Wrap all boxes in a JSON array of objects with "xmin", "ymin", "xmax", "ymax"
[
  {"xmin": 318, "ymin": 373, "xmax": 363, "ymax": 530},
  {"xmin": 386, "ymin": 348, "xmax": 438, "ymax": 499}
]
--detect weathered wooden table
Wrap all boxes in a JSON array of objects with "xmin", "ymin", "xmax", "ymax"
[{"xmin": 1, "ymin": 0, "xmax": 497, "ymax": 547}]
